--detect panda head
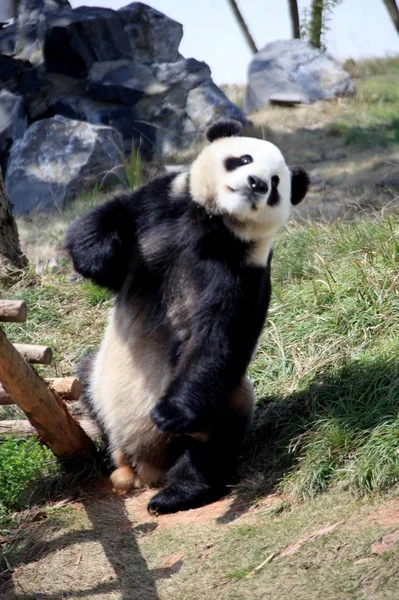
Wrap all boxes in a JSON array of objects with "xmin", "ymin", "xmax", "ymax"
[{"xmin": 189, "ymin": 120, "xmax": 309, "ymax": 241}]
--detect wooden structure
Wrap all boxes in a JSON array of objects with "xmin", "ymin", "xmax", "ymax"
[{"xmin": 0, "ymin": 299, "xmax": 95, "ymax": 459}]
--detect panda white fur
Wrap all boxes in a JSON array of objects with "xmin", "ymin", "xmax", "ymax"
[{"xmin": 65, "ymin": 120, "xmax": 309, "ymax": 514}]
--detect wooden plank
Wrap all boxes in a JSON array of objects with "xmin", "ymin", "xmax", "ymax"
[
  {"xmin": 0, "ymin": 419, "xmax": 100, "ymax": 439},
  {"xmin": 0, "ymin": 300, "xmax": 27, "ymax": 323},
  {"xmin": 13, "ymin": 343, "xmax": 53, "ymax": 365},
  {"xmin": 0, "ymin": 377, "xmax": 82, "ymax": 405},
  {"xmin": 0, "ymin": 328, "xmax": 95, "ymax": 459}
]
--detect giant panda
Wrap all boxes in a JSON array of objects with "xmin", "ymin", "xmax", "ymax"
[{"xmin": 65, "ymin": 119, "xmax": 309, "ymax": 515}]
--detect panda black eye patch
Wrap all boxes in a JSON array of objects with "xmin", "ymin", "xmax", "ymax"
[
  {"xmin": 271, "ymin": 175, "xmax": 280, "ymax": 188},
  {"xmin": 224, "ymin": 155, "xmax": 253, "ymax": 171}
]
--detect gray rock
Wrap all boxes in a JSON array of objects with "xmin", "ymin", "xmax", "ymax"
[
  {"xmin": 119, "ymin": 2, "xmax": 183, "ymax": 63},
  {"xmin": 44, "ymin": 3, "xmax": 183, "ymax": 79},
  {"xmin": 88, "ymin": 59, "xmax": 164, "ymax": 105},
  {"xmin": 152, "ymin": 58, "xmax": 210, "ymax": 93},
  {"xmin": 16, "ymin": 0, "xmax": 71, "ymax": 62},
  {"xmin": 44, "ymin": 6, "xmax": 130, "ymax": 77},
  {"xmin": 186, "ymin": 80, "xmax": 250, "ymax": 130},
  {"xmin": 0, "ymin": 23, "xmax": 17, "ymax": 55},
  {"xmin": 47, "ymin": 95, "xmax": 156, "ymax": 158},
  {"xmin": 244, "ymin": 39, "xmax": 356, "ymax": 113},
  {"xmin": 6, "ymin": 115, "xmax": 123, "ymax": 215},
  {"xmin": 0, "ymin": 90, "xmax": 28, "ymax": 177}
]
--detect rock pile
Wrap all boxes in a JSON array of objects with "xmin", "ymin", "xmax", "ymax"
[{"xmin": 0, "ymin": 1, "xmax": 248, "ymax": 215}]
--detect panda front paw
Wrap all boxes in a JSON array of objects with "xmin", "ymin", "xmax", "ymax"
[{"xmin": 151, "ymin": 400, "xmax": 203, "ymax": 434}]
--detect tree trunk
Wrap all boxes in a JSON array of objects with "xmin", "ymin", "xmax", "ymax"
[
  {"xmin": 288, "ymin": 0, "xmax": 301, "ymax": 38},
  {"xmin": 382, "ymin": 0, "xmax": 399, "ymax": 34},
  {"xmin": 309, "ymin": 0, "xmax": 324, "ymax": 48},
  {"xmin": 0, "ymin": 171, "xmax": 27, "ymax": 283},
  {"xmin": 226, "ymin": 0, "xmax": 258, "ymax": 54}
]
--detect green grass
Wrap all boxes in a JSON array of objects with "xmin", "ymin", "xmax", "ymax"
[
  {"xmin": 327, "ymin": 73, "xmax": 399, "ymax": 146},
  {"xmin": 244, "ymin": 216, "xmax": 399, "ymax": 500},
  {"xmin": 0, "ymin": 438, "xmax": 56, "ymax": 525}
]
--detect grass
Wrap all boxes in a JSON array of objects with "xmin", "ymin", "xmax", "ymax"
[
  {"xmin": 243, "ymin": 216, "xmax": 399, "ymax": 500},
  {"xmin": 0, "ymin": 438, "xmax": 56, "ymax": 525}
]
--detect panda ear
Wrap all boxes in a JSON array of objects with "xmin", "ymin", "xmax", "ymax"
[
  {"xmin": 290, "ymin": 166, "xmax": 310, "ymax": 205},
  {"xmin": 206, "ymin": 120, "xmax": 243, "ymax": 143}
]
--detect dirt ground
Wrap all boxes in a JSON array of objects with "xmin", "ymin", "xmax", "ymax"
[{"xmin": 2, "ymin": 481, "xmax": 399, "ymax": 600}]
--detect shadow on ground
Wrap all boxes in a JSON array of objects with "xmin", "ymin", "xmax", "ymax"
[{"xmin": 219, "ymin": 355, "xmax": 399, "ymax": 524}]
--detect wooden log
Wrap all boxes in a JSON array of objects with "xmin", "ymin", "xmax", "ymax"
[
  {"xmin": 46, "ymin": 377, "xmax": 83, "ymax": 401},
  {"xmin": 0, "ymin": 419, "xmax": 100, "ymax": 439},
  {"xmin": 0, "ymin": 377, "xmax": 83, "ymax": 405},
  {"xmin": 0, "ymin": 328, "xmax": 95, "ymax": 459},
  {"xmin": 0, "ymin": 300, "xmax": 27, "ymax": 323},
  {"xmin": 13, "ymin": 343, "xmax": 53, "ymax": 365}
]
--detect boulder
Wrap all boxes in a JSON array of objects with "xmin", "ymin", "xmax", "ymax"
[
  {"xmin": 6, "ymin": 115, "xmax": 123, "ymax": 215},
  {"xmin": 44, "ymin": 6, "xmax": 131, "ymax": 78},
  {"xmin": 46, "ymin": 95, "xmax": 156, "ymax": 158},
  {"xmin": 118, "ymin": 2, "xmax": 183, "ymax": 63},
  {"xmin": 16, "ymin": 0, "xmax": 71, "ymax": 62},
  {"xmin": 186, "ymin": 80, "xmax": 250, "ymax": 130},
  {"xmin": 88, "ymin": 59, "xmax": 163, "ymax": 105},
  {"xmin": 43, "ymin": 3, "xmax": 183, "ymax": 79},
  {"xmin": 0, "ymin": 91, "xmax": 28, "ymax": 177},
  {"xmin": 244, "ymin": 39, "xmax": 356, "ymax": 113},
  {"xmin": 0, "ymin": 23, "xmax": 16, "ymax": 55}
]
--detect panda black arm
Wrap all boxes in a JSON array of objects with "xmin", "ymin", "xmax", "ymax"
[
  {"xmin": 64, "ymin": 196, "xmax": 136, "ymax": 291},
  {"xmin": 151, "ymin": 265, "xmax": 270, "ymax": 434}
]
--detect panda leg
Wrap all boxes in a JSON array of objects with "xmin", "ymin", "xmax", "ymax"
[
  {"xmin": 148, "ymin": 377, "xmax": 254, "ymax": 514},
  {"xmin": 109, "ymin": 450, "xmax": 144, "ymax": 493}
]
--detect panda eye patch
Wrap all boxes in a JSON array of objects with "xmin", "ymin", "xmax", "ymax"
[
  {"xmin": 224, "ymin": 155, "xmax": 253, "ymax": 171},
  {"xmin": 271, "ymin": 175, "xmax": 280, "ymax": 188}
]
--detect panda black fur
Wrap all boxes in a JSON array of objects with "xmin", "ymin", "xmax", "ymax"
[{"xmin": 65, "ymin": 120, "xmax": 309, "ymax": 514}]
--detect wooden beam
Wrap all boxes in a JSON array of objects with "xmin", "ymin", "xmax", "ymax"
[
  {"xmin": 13, "ymin": 343, "xmax": 53, "ymax": 365},
  {"xmin": 0, "ymin": 328, "xmax": 95, "ymax": 459},
  {"xmin": 0, "ymin": 376, "xmax": 83, "ymax": 405},
  {"xmin": 0, "ymin": 300, "xmax": 27, "ymax": 323},
  {"xmin": 46, "ymin": 377, "xmax": 83, "ymax": 401},
  {"xmin": 0, "ymin": 419, "xmax": 100, "ymax": 439}
]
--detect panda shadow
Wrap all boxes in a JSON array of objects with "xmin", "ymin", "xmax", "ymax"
[
  {"xmin": 218, "ymin": 355, "xmax": 399, "ymax": 524},
  {"xmin": 2, "ymin": 466, "xmax": 166, "ymax": 599}
]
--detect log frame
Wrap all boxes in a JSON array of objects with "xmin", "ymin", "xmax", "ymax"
[
  {"xmin": 0, "ymin": 327, "xmax": 95, "ymax": 459},
  {"xmin": 0, "ymin": 376, "xmax": 82, "ymax": 405},
  {"xmin": 0, "ymin": 300, "xmax": 27, "ymax": 323}
]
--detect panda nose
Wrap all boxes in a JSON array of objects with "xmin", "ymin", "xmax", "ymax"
[{"xmin": 248, "ymin": 175, "xmax": 268, "ymax": 194}]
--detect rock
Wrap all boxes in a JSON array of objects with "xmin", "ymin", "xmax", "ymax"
[
  {"xmin": 0, "ymin": 91, "xmax": 28, "ymax": 178},
  {"xmin": 118, "ymin": 2, "xmax": 183, "ymax": 63},
  {"xmin": 0, "ymin": 3, "xmax": 247, "ymax": 161},
  {"xmin": 47, "ymin": 96, "xmax": 156, "ymax": 158},
  {"xmin": 6, "ymin": 115, "xmax": 123, "ymax": 215},
  {"xmin": 88, "ymin": 59, "xmax": 162, "ymax": 105},
  {"xmin": 186, "ymin": 80, "xmax": 250, "ymax": 130},
  {"xmin": 44, "ymin": 6, "xmax": 130, "ymax": 78},
  {"xmin": 0, "ymin": 23, "xmax": 16, "ymax": 55},
  {"xmin": 16, "ymin": 0, "xmax": 71, "ymax": 62},
  {"xmin": 244, "ymin": 39, "xmax": 356, "ymax": 113},
  {"xmin": 152, "ymin": 58, "xmax": 210, "ymax": 94},
  {"xmin": 0, "ymin": 0, "xmax": 16, "ymax": 23}
]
